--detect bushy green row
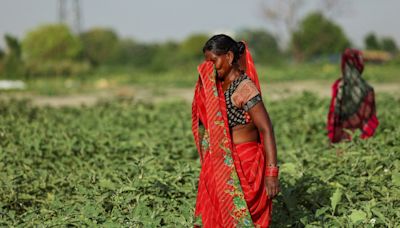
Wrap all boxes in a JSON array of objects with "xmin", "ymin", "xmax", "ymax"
[
  {"xmin": 0, "ymin": 99, "xmax": 198, "ymax": 227},
  {"xmin": 268, "ymin": 93, "xmax": 400, "ymax": 227},
  {"xmin": 0, "ymin": 93, "xmax": 399, "ymax": 227}
]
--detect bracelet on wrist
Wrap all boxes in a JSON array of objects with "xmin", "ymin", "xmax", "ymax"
[{"xmin": 265, "ymin": 166, "xmax": 279, "ymax": 177}]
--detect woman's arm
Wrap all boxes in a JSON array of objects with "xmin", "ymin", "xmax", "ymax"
[{"xmin": 248, "ymin": 102, "xmax": 280, "ymax": 199}]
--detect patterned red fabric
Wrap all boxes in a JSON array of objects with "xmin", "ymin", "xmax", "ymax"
[
  {"xmin": 327, "ymin": 49, "xmax": 379, "ymax": 143},
  {"xmin": 241, "ymin": 41, "xmax": 262, "ymax": 94},
  {"xmin": 192, "ymin": 44, "xmax": 272, "ymax": 227},
  {"xmin": 341, "ymin": 48, "xmax": 364, "ymax": 74},
  {"xmin": 232, "ymin": 142, "xmax": 273, "ymax": 225}
]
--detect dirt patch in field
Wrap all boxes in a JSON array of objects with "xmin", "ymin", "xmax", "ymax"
[{"xmin": 1, "ymin": 80, "xmax": 399, "ymax": 107}]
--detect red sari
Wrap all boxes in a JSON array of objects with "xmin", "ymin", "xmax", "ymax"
[
  {"xmin": 327, "ymin": 49, "xmax": 379, "ymax": 143},
  {"xmin": 192, "ymin": 45, "xmax": 272, "ymax": 227}
]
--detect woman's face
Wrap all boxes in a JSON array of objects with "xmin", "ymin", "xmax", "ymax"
[{"xmin": 204, "ymin": 50, "xmax": 232, "ymax": 78}]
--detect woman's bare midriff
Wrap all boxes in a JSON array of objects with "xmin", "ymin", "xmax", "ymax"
[{"xmin": 231, "ymin": 122, "xmax": 259, "ymax": 144}]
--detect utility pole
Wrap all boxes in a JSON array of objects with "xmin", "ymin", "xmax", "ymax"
[
  {"xmin": 58, "ymin": 0, "xmax": 82, "ymax": 34},
  {"xmin": 73, "ymin": 0, "xmax": 82, "ymax": 33},
  {"xmin": 58, "ymin": 0, "xmax": 66, "ymax": 23}
]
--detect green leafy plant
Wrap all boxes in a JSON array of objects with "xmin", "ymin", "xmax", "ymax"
[{"xmin": 0, "ymin": 93, "xmax": 399, "ymax": 227}]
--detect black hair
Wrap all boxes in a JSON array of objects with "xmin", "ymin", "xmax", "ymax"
[{"xmin": 202, "ymin": 34, "xmax": 245, "ymax": 64}]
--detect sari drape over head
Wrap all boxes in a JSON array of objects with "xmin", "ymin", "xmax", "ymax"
[
  {"xmin": 327, "ymin": 48, "xmax": 379, "ymax": 143},
  {"xmin": 192, "ymin": 44, "xmax": 272, "ymax": 227}
]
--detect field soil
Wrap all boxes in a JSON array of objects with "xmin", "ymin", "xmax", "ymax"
[{"xmin": 1, "ymin": 80, "xmax": 399, "ymax": 107}]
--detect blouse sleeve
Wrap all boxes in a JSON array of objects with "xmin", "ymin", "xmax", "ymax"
[{"xmin": 231, "ymin": 79, "xmax": 262, "ymax": 111}]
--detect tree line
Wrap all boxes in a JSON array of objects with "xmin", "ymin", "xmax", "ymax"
[{"xmin": 0, "ymin": 11, "xmax": 398, "ymax": 78}]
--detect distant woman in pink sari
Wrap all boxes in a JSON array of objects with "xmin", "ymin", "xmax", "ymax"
[{"xmin": 327, "ymin": 48, "xmax": 379, "ymax": 143}]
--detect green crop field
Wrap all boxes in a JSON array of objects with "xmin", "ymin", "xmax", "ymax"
[{"xmin": 0, "ymin": 93, "xmax": 399, "ymax": 227}]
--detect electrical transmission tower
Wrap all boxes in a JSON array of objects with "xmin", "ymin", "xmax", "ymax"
[{"xmin": 58, "ymin": 0, "xmax": 82, "ymax": 33}]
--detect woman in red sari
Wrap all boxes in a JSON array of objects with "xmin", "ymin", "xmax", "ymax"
[
  {"xmin": 192, "ymin": 34, "xmax": 279, "ymax": 227},
  {"xmin": 327, "ymin": 48, "xmax": 379, "ymax": 143}
]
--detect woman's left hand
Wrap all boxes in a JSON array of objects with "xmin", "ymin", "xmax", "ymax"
[{"xmin": 265, "ymin": 176, "xmax": 280, "ymax": 199}]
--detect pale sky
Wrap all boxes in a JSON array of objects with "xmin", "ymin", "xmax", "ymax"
[{"xmin": 0, "ymin": 0, "xmax": 399, "ymax": 49}]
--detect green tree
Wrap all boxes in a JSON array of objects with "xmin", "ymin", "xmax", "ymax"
[
  {"xmin": 0, "ymin": 48, "xmax": 3, "ymax": 76},
  {"xmin": 178, "ymin": 34, "xmax": 209, "ymax": 62},
  {"xmin": 151, "ymin": 41, "xmax": 180, "ymax": 71},
  {"xmin": 0, "ymin": 47, "xmax": 5, "ymax": 60},
  {"xmin": 381, "ymin": 37, "xmax": 398, "ymax": 53},
  {"xmin": 1, "ymin": 34, "xmax": 25, "ymax": 78},
  {"xmin": 115, "ymin": 38, "xmax": 137, "ymax": 65},
  {"xmin": 80, "ymin": 28, "xmax": 120, "ymax": 66},
  {"xmin": 364, "ymin": 33, "xmax": 381, "ymax": 50},
  {"xmin": 290, "ymin": 12, "xmax": 350, "ymax": 61},
  {"xmin": 21, "ymin": 24, "xmax": 90, "ymax": 76},
  {"xmin": 22, "ymin": 24, "xmax": 82, "ymax": 61},
  {"xmin": 237, "ymin": 29, "xmax": 282, "ymax": 64},
  {"xmin": 118, "ymin": 40, "xmax": 159, "ymax": 68}
]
